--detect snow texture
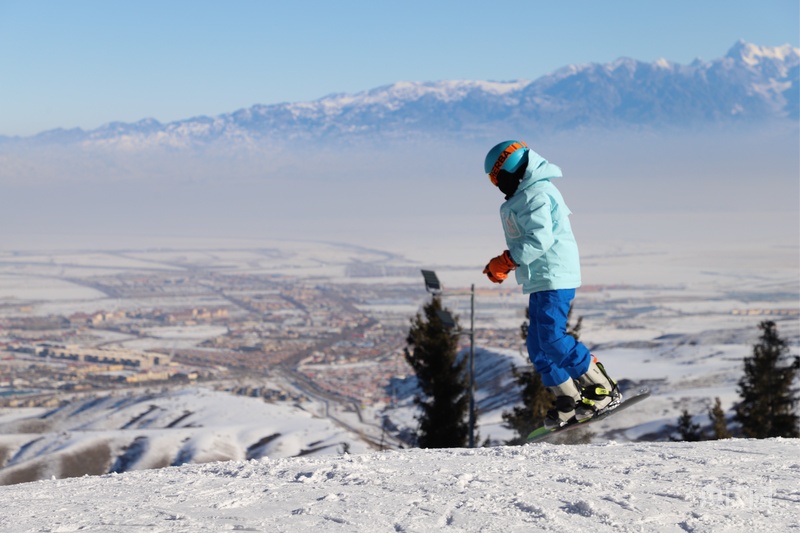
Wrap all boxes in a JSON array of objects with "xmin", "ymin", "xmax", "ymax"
[{"xmin": 0, "ymin": 439, "xmax": 797, "ymax": 532}]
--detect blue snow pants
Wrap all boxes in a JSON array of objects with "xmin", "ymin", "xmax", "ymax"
[{"xmin": 526, "ymin": 289, "xmax": 592, "ymax": 387}]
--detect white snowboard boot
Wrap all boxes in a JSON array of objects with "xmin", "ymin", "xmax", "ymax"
[
  {"xmin": 544, "ymin": 378, "xmax": 582, "ymax": 429},
  {"xmin": 575, "ymin": 358, "xmax": 622, "ymax": 422}
]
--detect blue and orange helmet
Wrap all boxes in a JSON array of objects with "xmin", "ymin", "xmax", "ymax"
[{"xmin": 484, "ymin": 140, "xmax": 528, "ymax": 186}]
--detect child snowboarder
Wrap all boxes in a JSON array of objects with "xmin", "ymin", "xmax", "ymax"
[{"xmin": 482, "ymin": 140, "xmax": 621, "ymax": 429}]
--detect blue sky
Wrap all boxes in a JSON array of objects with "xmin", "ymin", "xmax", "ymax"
[{"xmin": 1, "ymin": 0, "xmax": 797, "ymax": 136}]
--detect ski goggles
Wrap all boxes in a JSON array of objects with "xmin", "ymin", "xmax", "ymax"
[{"xmin": 488, "ymin": 141, "xmax": 528, "ymax": 186}]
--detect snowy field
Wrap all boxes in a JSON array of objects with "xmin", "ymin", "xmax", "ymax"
[
  {"xmin": 0, "ymin": 439, "xmax": 797, "ymax": 532},
  {"xmin": 0, "ymin": 232, "xmax": 797, "ymax": 531}
]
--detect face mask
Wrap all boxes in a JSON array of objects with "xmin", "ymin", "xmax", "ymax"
[{"xmin": 496, "ymin": 151, "xmax": 529, "ymax": 199}]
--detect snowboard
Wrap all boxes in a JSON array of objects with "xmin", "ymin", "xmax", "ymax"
[{"xmin": 526, "ymin": 388, "xmax": 651, "ymax": 443}]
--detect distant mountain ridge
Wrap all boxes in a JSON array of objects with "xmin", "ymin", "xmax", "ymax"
[{"xmin": 6, "ymin": 40, "xmax": 798, "ymax": 149}]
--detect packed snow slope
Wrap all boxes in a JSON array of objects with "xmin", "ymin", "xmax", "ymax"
[{"xmin": 0, "ymin": 439, "xmax": 797, "ymax": 532}]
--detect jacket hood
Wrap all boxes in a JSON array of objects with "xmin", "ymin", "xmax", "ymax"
[{"xmin": 517, "ymin": 150, "xmax": 563, "ymax": 191}]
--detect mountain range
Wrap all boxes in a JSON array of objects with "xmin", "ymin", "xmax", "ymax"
[{"xmin": 5, "ymin": 40, "xmax": 797, "ymax": 149}]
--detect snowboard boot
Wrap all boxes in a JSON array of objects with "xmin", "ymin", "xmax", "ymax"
[
  {"xmin": 544, "ymin": 378, "xmax": 583, "ymax": 429},
  {"xmin": 575, "ymin": 358, "xmax": 622, "ymax": 422}
]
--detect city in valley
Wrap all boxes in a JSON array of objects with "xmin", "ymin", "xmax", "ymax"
[
  {"xmin": 0, "ymin": 244, "xmax": 526, "ymax": 408},
  {"xmin": 0, "ymin": 239, "xmax": 797, "ymax": 484}
]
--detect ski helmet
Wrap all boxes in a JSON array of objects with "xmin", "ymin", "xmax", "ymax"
[{"xmin": 484, "ymin": 140, "xmax": 528, "ymax": 186}]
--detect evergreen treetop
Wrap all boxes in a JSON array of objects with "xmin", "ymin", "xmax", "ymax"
[
  {"xmin": 708, "ymin": 397, "xmax": 732, "ymax": 440},
  {"xmin": 734, "ymin": 320, "xmax": 800, "ymax": 439},
  {"xmin": 404, "ymin": 296, "xmax": 470, "ymax": 448}
]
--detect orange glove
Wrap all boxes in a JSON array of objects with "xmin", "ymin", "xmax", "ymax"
[{"xmin": 483, "ymin": 250, "xmax": 517, "ymax": 283}]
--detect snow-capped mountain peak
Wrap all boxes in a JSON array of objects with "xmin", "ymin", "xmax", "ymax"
[
  {"xmin": 6, "ymin": 41, "xmax": 797, "ymax": 150},
  {"xmin": 726, "ymin": 39, "xmax": 799, "ymax": 66}
]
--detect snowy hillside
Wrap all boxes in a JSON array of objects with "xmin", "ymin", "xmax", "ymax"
[
  {"xmin": 2, "ymin": 41, "xmax": 796, "ymax": 148},
  {"xmin": 0, "ymin": 387, "xmax": 374, "ymax": 486},
  {"xmin": 0, "ymin": 347, "xmax": 526, "ymax": 485},
  {"xmin": 0, "ymin": 438, "xmax": 797, "ymax": 532},
  {"xmin": 3, "ymin": 319, "xmax": 795, "ymax": 487}
]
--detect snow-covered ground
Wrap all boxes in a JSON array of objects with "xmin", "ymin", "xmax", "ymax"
[
  {"xmin": 0, "ymin": 235, "xmax": 797, "ymax": 531},
  {"xmin": 0, "ymin": 438, "xmax": 797, "ymax": 532},
  {"xmin": 0, "ymin": 387, "xmax": 373, "ymax": 487}
]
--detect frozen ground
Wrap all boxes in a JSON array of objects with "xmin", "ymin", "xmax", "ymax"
[{"xmin": 0, "ymin": 438, "xmax": 797, "ymax": 532}]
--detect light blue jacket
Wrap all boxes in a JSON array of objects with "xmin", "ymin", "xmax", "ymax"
[{"xmin": 500, "ymin": 150, "xmax": 582, "ymax": 294}]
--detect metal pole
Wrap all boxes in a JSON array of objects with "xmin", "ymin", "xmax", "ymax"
[{"xmin": 468, "ymin": 283, "xmax": 475, "ymax": 448}]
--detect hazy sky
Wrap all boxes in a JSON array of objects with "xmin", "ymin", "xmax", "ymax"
[{"xmin": 1, "ymin": 0, "xmax": 798, "ymax": 136}]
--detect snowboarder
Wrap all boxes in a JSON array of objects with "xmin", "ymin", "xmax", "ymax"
[{"xmin": 482, "ymin": 140, "xmax": 621, "ymax": 429}]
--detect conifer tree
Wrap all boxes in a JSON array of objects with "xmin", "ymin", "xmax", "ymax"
[
  {"xmin": 404, "ymin": 296, "xmax": 470, "ymax": 448},
  {"xmin": 708, "ymin": 397, "xmax": 732, "ymax": 440},
  {"xmin": 734, "ymin": 320, "xmax": 800, "ymax": 438},
  {"xmin": 673, "ymin": 409, "xmax": 704, "ymax": 441}
]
